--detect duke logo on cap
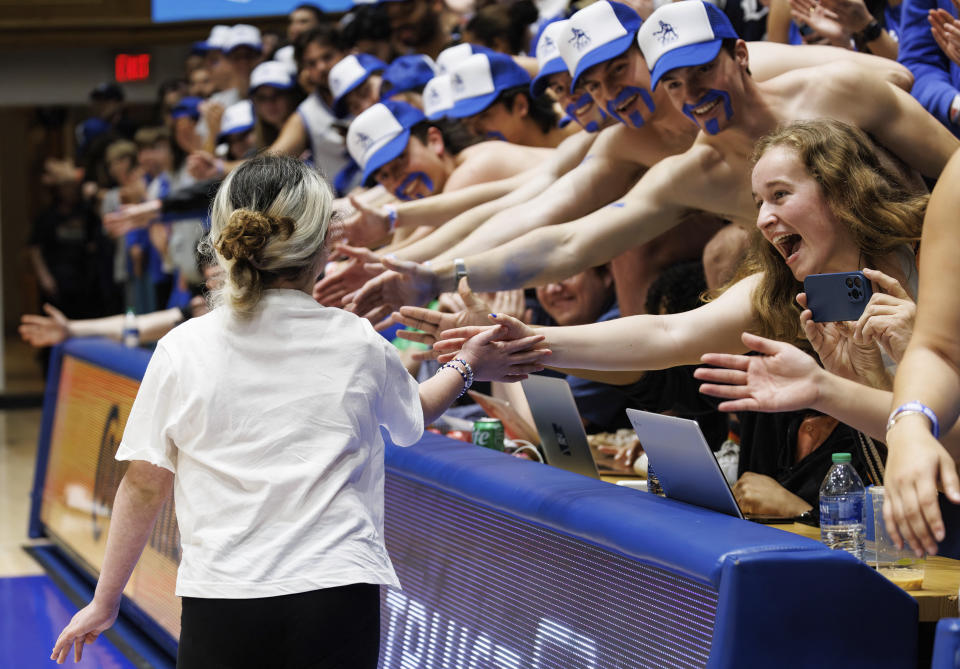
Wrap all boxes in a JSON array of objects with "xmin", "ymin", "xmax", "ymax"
[
  {"xmin": 559, "ymin": 1, "xmax": 642, "ymax": 91},
  {"xmin": 347, "ymin": 101, "xmax": 426, "ymax": 183},
  {"xmin": 422, "ymin": 74, "xmax": 454, "ymax": 120},
  {"xmin": 446, "ymin": 53, "xmax": 531, "ymax": 119},
  {"xmin": 637, "ymin": 1, "xmax": 739, "ymax": 90},
  {"xmin": 530, "ymin": 18, "xmax": 571, "ymax": 98}
]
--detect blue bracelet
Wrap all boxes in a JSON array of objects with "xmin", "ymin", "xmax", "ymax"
[
  {"xmin": 384, "ymin": 205, "xmax": 398, "ymax": 233},
  {"xmin": 887, "ymin": 401, "xmax": 940, "ymax": 439}
]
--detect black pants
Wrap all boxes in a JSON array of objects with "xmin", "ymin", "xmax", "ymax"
[{"xmin": 177, "ymin": 583, "xmax": 381, "ymax": 669}]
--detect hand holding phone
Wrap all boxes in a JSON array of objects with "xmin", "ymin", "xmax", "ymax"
[{"xmin": 803, "ymin": 271, "xmax": 873, "ymax": 322}]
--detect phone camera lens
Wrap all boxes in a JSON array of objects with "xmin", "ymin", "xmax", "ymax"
[
  {"xmin": 853, "ymin": 277, "xmax": 862, "ymax": 288},
  {"xmin": 851, "ymin": 289, "xmax": 861, "ymax": 299},
  {"xmin": 845, "ymin": 277, "xmax": 854, "ymax": 288}
]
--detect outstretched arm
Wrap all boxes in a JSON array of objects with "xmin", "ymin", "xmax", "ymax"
[
  {"xmin": 51, "ymin": 462, "xmax": 173, "ymax": 664},
  {"xmin": 746, "ymin": 41, "xmax": 912, "ymax": 90},
  {"xmin": 433, "ymin": 152, "xmax": 645, "ymax": 263},
  {"xmin": 885, "ymin": 148, "xmax": 960, "ymax": 556}
]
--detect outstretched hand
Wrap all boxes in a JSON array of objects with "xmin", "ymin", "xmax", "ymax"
[
  {"xmin": 458, "ymin": 324, "xmax": 551, "ymax": 383},
  {"xmin": 696, "ymin": 332, "xmax": 824, "ymax": 413},
  {"xmin": 930, "ymin": 7, "xmax": 960, "ymax": 67},
  {"xmin": 50, "ymin": 598, "xmax": 120, "ymax": 664},
  {"xmin": 19, "ymin": 303, "xmax": 70, "ymax": 348},
  {"xmin": 885, "ymin": 419, "xmax": 960, "ymax": 557},
  {"xmin": 392, "ymin": 279, "xmax": 496, "ymax": 357},
  {"xmin": 434, "ymin": 313, "xmax": 540, "ymax": 364},
  {"xmin": 344, "ymin": 257, "xmax": 438, "ymax": 325},
  {"xmin": 341, "ymin": 195, "xmax": 392, "ymax": 247},
  {"xmin": 313, "ymin": 245, "xmax": 385, "ymax": 307},
  {"xmin": 103, "ymin": 201, "xmax": 160, "ymax": 238}
]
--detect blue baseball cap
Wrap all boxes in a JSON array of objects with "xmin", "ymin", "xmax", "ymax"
[
  {"xmin": 218, "ymin": 100, "xmax": 255, "ymax": 142},
  {"xmin": 530, "ymin": 18, "xmax": 571, "ymax": 98},
  {"xmin": 347, "ymin": 100, "xmax": 426, "ymax": 184},
  {"xmin": 435, "ymin": 42, "xmax": 497, "ymax": 74},
  {"xmin": 330, "ymin": 53, "xmax": 387, "ymax": 118},
  {"xmin": 381, "ymin": 54, "xmax": 438, "ymax": 98},
  {"xmin": 223, "ymin": 24, "xmax": 263, "ymax": 54},
  {"xmin": 197, "ymin": 25, "xmax": 232, "ymax": 52},
  {"xmin": 562, "ymin": 1, "xmax": 642, "ymax": 92},
  {"xmin": 446, "ymin": 53, "xmax": 532, "ymax": 119},
  {"xmin": 638, "ymin": 1, "xmax": 739, "ymax": 90},
  {"xmin": 422, "ymin": 74, "xmax": 454, "ymax": 120},
  {"xmin": 171, "ymin": 96, "xmax": 202, "ymax": 121},
  {"xmin": 250, "ymin": 61, "xmax": 295, "ymax": 93}
]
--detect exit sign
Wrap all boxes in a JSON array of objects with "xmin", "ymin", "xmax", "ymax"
[{"xmin": 115, "ymin": 53, "xmax": 150, "ymax": 82}]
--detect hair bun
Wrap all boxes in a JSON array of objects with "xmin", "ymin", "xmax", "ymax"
[{"xmin": 216, "ymin": 209, "xmax": 295, "ymax": 264}]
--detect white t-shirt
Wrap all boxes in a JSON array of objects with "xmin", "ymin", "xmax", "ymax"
[{"xmin": 115, "ymin": 290, "xmax": 423, "ymax": 598}]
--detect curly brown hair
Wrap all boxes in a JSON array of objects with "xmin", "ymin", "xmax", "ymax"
[{"xmin": 722, "ymin": 119, "xmax": 927, "ymax": 347}]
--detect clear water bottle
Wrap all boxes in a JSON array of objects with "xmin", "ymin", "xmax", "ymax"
[
  {"xmin": 647, "ymin": 463, "xmax": 664, "ymax": 497},
  {"xmin": 819, "ymin": 452, "xmax": 865, "ymax": 561},
  {"xmin": 122, "ymin": 309, "xmax": 139, "ymax": 348}
]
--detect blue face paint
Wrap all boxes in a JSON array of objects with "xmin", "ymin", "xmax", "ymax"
[
  {"xmin": 394, "ymin": 171, "xmax": 434, "ymax": 201},
  {"xmin": 565, "ymin": 93, "xmax": 602, "ymax": 133},
  {"xmin": 605, "ymin": 86, "xmax": 655, "ymax": 128},
  {"xmin": 681, "ymin": 89, "xmax": 734, "ymax": 136},
  {"xmin": 485, "ymin": 131, "xmax": 508, "ymax": 142}
]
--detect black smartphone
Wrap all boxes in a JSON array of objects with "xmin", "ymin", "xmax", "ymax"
[{"xmin": 803, "ymin": 271, "xmax": 873, "ymax": 322}]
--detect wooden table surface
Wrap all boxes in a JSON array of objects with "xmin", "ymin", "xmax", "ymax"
[{"xmin": 777, "ymin": 522, "xmax": 960, "ymax": 622}]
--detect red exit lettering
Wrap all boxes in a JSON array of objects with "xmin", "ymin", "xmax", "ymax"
[{"xmin": 115, "ymin": 54, "xmax": 150, "ymax": 83}]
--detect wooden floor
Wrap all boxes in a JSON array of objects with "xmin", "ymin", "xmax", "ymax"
[{"xmin": 0, "ymin": 336, "xmax": 48, "ymax": 577}]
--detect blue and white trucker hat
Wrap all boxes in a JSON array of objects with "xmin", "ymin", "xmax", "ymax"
[
  {"xmin": 562, "ymin": 1, "xmax": 642, "ymax": 91},
  {"xmin": 218, "ymin": 100, "xmax": 255, "ymax": 141},
  {"xmin": 382, "ymin": 54, "xmax": 438, "ymax": 96},
  {"xmin": 347, "ymin": 100, "xmax": 426, "ymax": 183},
  {"xmin": 199, "ymin": 25, "xmax": 232, "ymax": 52},
  {"xmin": 250, "ymin": 61, "xmax": 295, "ymax": 92},
  {"xmin": 330, "ymin": 53, "xmax": 388, "ymax": 117},
  {"xmin": 223, "ymin": 24, "xmax": 263, "ymax": 54},
  {"xmin": 435, "ymin": 43, "xmax": 497, "ymax": 74},
  {"xmin": 638, "ymin": 1, "xmax": 738, "ymax": 90},
  {"xmin": 422, "ymin": 74, "xmax": 454, "ymax": 120},
  {"xmin": 446, "ymin": 53, "xmax": 531, "ymax": 119},
  {"xmin": 530, "ymin": 18, "xmax": 571, "ymax": 98},
  {"xmin": 171, "ymin": 96, "xmax": 202, "ymax": 121}
]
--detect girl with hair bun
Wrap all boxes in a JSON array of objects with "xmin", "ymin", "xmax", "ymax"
[{"xmin": 51, "ymin": 154, "xmax": 550, "ymax": 668}]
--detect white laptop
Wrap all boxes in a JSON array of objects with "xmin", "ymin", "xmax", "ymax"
[
  {"xmin": 521, "ymin": 375, "xmax": 600, "ymax": 479},
  {"xmin": 625, "ymin": 408, "xmax": 744, "ymax": 518}
]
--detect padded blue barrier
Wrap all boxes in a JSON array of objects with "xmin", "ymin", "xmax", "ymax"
[
  {"xmin": 384, "ymin": 434, "xmax": 918, "ymax": 668},
  {"xmin": 932, "ymin": 618, "xmax": 960, "ymax": 669},
  {"xmin": 30, "ymin": 338, "xmax": 919, "ymax": 668}
]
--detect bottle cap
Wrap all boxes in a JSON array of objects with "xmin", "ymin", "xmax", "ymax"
[{"xmin": 832, "ymin": 452, "xmax": 852, "ymax": 463}]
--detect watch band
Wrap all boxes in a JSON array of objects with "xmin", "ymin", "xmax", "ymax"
[
  {"xmin": 383, "ymin": 204, "xmax": 398, "ymax": 233},
  {"xmin": 857, "ymin": 19, "xmax": 883, "ymax": 42},
  {"xmin": 453, "ymin": 257, "xmax": 468, "ymax": 289}
]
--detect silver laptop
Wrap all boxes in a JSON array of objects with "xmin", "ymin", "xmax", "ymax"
[
  {"xmin": 521, "ymin": 375, "xmax": 600, "ymax": 479},
  {"xmin": 625, "ymin": 408, "xmax": 743, "ymax": 518}
]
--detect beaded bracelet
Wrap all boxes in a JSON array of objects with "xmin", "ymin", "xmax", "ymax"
[
  {"xmin": 452, "ymin": 358, "xmax": 475, "ymax": 388},
  {"xmin": 436, "ymin": 361, "xmax": 473, "ymax": 397},
  {"xmin": 886, "ymin": 401, "xmax": 940, "ymax": 440}
]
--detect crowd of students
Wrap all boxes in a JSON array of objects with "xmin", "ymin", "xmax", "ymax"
[{"xmin": 31, "ymin": 0, "xmax": 960, "ymax": 662}]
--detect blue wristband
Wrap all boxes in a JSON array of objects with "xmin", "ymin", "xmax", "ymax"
[
  {"xmin": 384, "ymin": 205, "xmax": 398, "ymax": 233},
  {"xmin": 887, "ymin": 402, "xmax": 940, "ymax": 439}
]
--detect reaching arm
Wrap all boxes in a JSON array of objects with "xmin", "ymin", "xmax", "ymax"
[
  {"xmin": 428, "ymin": 152, "xmax": 696, "ymax": 294},
  {"xmin": 434, "ymin": 151, "xmax": 645, "ymax": 263},
  {"xmin": 746, "ymin": 41, "xmax": 913, "ymax": 90},
  {"xmin": 884, "ymin": 148, "xmax": 960, "ymax": 555},
  {"xmin": 834, "ymin": 64, "xmax": 960, "ymax": 177},
  {"xmin": 267, "ymin": 112, "xmax": 310, "ymax": 157}
]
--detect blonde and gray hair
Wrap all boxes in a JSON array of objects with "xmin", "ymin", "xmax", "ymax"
[{"xmin": 202, "ymin": 154, "xmax": 333, "ymax": 316}]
